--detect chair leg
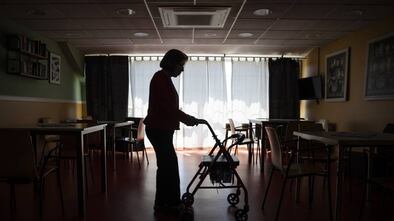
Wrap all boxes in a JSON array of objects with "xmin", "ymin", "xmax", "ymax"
[
  {"xmin": 56, "ymin": 169, "xmax": 65, "ymax": 215},
  {"xmin": 261, "ymin": 168, "xmax": 274, "ymax": 210},
  {"xmin": 10, "ymin": 183, "xmax": 16, "ymax": 219},
  {"xmin": 88, "ymin": 156, "xmax": 95, "ymax": 184},
  {"xmin": 275, "ymin": 177, "xmax": 288, "ymax": 221},
  {"xmin": 308, "ymin": 176, "xmax": 315, "ymax": 209},
  {"xmin": 136, "ymin": 150, "xmax": 141, "ymax": 168},
  {"xmin": 359, "ymin": 178, "xmax": 368, "ymax": 221},
  {"xmin": 348, "ymin": 149, "xmax": 353, "ymax": 199},
  {"xmin": 296, "ymin": 178, "xmax": 301, "ymax": 203},
  {"xmin": 144, "ymin": 148, "xmax": 149, "ymax": 165},
  {"xmin": 327, "ymin": 162, "xmax": 333, "ymax": 221},
  {"xmin": 83, "ymin": 160, "xmax": 89, "ymax": 194},
  {"xmin": 235, "ymin": 144, "xmax": 238, "ymax": 156},
  {"xmin": 37, "ymin": 180, "xmax": 43, "ymax": 221}
]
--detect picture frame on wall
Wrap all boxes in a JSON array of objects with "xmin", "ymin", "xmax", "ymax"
[
  {"xmin": 49, "ymin": 52, "xmax": 61, "ymax": 84},
  {"xmin": 364, "ymin": 33, "xmax": 394, "ymax": 100},
  {"xmin": 325, "ymin": 48, "xmax": 350, "ymax": 101}
]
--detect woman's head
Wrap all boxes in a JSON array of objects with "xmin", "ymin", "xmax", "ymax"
[{"xmin": 160, "ymin": 49, "xmax": 188, "ymax": 77}]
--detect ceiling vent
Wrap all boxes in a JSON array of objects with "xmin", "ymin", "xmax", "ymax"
[{"xmin": 159, "ymin": 6, "xmax": 231, "ymax": 28}]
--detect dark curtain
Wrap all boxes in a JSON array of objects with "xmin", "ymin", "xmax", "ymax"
[
  {"xmin": 269, "ymin": 58, "xmax": 300, "ymax": 119},
  {"xmin": 108, "ymin": 56, "xmax": 129, "ymax": 121},
  {"xmin": 85, "ymin": 56, "xmax": 129, "ymax": 121}
]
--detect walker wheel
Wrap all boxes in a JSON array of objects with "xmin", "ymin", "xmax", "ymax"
[
  {"xmin": 227, "ymin": 193, "xmax": 239, "ymax": 206},
  {"xmin": 235, "ymin": 209, "xmax": 248, "ymax": 221},
  {"xmin": 182, "ymin": 192, "xmax": 194, "ymax": 207}
]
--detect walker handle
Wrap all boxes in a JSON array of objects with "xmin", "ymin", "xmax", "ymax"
[{"xmin": 196, "ymin": 119, "xmax": 208, "ymax": 125}]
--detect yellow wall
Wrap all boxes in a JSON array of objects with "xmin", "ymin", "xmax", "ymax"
[
  {"xmin": 0, "ymin": 98, "xmax": 86, "ymax": 126},
  {"xmin": 302, "ymin": 17, "xmax": 394, "ymax": 132}
]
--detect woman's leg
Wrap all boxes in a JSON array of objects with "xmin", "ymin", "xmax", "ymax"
[{"xmin": 146, "ymin": 128, "xmax": 181, "ymax": 207}]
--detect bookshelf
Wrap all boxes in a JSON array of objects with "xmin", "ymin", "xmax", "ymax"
[{"xmin": 6, "ymin": 35, "xmax": 48, "ymax": 80}]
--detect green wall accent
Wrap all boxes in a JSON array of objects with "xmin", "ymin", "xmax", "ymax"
[{"xmin": 0, "ymin": 19, "xmax": 85, "ymax": 101}]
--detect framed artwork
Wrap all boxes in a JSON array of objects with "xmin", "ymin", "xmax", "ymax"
[
  {"xmin": 49, "ymin": 52, "xmax": 61, "ymax": 84},
  {"xmin": 364, "ymin": 33, "xmax": 394, "ymax": 100},
  {"xmin": 325, "ymin": 48, "xmax": 349, "ymax": 101}
]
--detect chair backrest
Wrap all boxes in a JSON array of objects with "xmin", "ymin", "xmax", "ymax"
[
  {"xmin": 265, "ymin": 127, "xmax": 283, "ymax": 171},
  {"xmin": 228, "ymin": 119, "xmax": 236, "ymax": 135},
  {"xmin": 378, "ymin": 123, "xmax": 394, "ymax": 155},
  {"xmin": 299, "ymin": 121, "xmax": 324, "ymax": 132},
  {"xmin": 316, "ymin": 119, "xmax": 329, "ymax": 132},
  {"xmin": 383, "ymin": 123, "xmax": 394, "ymax": 134},
  {"xmin": 285, "ymin": 121, "xmax": 298, "ymax": 139},
  {"xmin": 137, "ymin": 118, "xmax": 145, "ymax": 141},
  {"xmin": 0, "ymin": 130, "xmax": 37, "ymax": 180}
]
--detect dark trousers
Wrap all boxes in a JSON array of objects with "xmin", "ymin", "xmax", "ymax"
[{"xmin": 146, "ymin": 127, "xmax": 181, "ymax": 206}]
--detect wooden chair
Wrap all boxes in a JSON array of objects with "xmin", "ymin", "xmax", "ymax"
[
  {"xmin": 261, "ymin": 126, "xmax": 332, "ymax": 221},
  {"xmin": 0, "ymin": 130, "xmax": 64, "ymax": 220}
]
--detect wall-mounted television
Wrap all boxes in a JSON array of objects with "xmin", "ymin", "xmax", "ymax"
[{"xmin": 298, "ymin": 76, "xmax": 323, "ymax": 100}]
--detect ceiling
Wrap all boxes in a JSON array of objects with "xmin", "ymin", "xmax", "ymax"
[{"xmin": 1, "ymin": 0, "xmax": 393, "ymax": 56}]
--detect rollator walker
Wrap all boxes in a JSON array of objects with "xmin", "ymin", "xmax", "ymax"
[{"xmin": 182, "ymin": 119, "xmax": 249, "ymax": 221}]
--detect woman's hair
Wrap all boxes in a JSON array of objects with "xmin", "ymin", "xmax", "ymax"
[{"xmin": 160, "ymin": 49, "xmax": 188, "ymax": 70}]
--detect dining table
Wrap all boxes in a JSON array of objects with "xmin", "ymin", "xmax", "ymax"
[
  {"xmin": 0, "ymin": 123, "xmax": 108, "ymax": 218},
  {"xmin": 293, "ymin": 130, "xmax": 394, "ymax": 221}
]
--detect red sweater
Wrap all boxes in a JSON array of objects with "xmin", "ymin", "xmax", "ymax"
[{"xmin": 144, "ymin": 70, "xmax": 193, "ymax": 130}]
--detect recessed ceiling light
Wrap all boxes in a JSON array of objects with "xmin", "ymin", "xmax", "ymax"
[
  {"xmin": 134, "ymin": 32, "xmax": 149, "ymax": 37},
  {"xmin": 204, "ymin": 33, "xmax": 217, "ymax": 37},
  {"xmin": 26, "ymin": 9, "xmax": 46, "ymax": 16},
  {"xmin": 116, "ymin": 8, "xmax": 135, "ymax": 16},
  {"xmin": 238, "ymin": 33, "xmax": 253, "ymax": 38},
  {"xmin": 305, "ymin": 33, "xmax": 322, "ymax": 39},
  {"xmin": 65, "ymin": 33, "xmax": 82, "ymax": 37},
  {"xmin": 253, "ymin": 9, "xmax": 272, "ymax": 16},
  {"xmin": 347, "ymin": 9, "xmax": 364, "ymax": 16}
]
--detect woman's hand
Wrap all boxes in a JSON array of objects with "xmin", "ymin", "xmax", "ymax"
[{"xmin": 184, "ymin": 116, "xmax": 199, "ymax": 126}]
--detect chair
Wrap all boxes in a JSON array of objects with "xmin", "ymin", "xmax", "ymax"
[
  {"xmin": 298, "ymin": 122, "xmax": 336, "ymax": 200},
  {"xmin": 276, "ymin": 121, "xmax": 299, "ymax": 156},
  {"xmin": 298, "ymin": 122, "xmax": 330, "ymax": 161},
  {"xmin": 117, "ymin": 118, "xmax": 149, "ymax": 168},
  {"xmin": 261, "ymin": 126, "xmax": 331, "ymax": 221},
  {"xmin": 228, "ymin": 119, "xmax": 255, "ymax": 160},
  {"xmin": 0, "ymin": 130, "xmax": 64, "ymax": 219},
  {"xmin": 359, "ymin": 123, "xmax": 394, "ymax": 220},
  {"xmin": 58, "ymin": 135, "xmax": 95, "ymax": 187},
  {"xmin": 37, "ymin": 117, "xmax": 61, "ymax": 164}
]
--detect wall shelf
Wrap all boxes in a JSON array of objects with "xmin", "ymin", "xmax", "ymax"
[{"xmin": 6, "ymin": 35, "xmax": 48, "ymax": 80}]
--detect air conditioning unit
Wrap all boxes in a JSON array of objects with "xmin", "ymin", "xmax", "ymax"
[{"xmin": 159, "ymin": 6, "xmax": 231, "ymax": 28}]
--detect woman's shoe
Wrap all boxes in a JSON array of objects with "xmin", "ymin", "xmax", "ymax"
[{"xmin": 154, "ymin": 203, "xmax": 185, "ymax": 215}]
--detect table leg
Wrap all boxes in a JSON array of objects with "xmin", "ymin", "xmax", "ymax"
[
  {"xmin": 113, "ymin": 127, "xmax": 116, "ymax": 171},
  {"xmin": 260, "ymin": 123, "xmax": 265, "ymax": 171},
  {"xmin": 102, "ymin": 127, "xmax": 108, "ymax": 193},
  {"xmin": 248, "ymin": 123, "xmax": 253, "ymax": 164},
  {"xmin": 76, "ymin": 134, "xmax": 86, "ymax": 218},
  {"xmin": 295, "ymin": 135, "xmax": 300, "ymax": 201},
  {"xmin": 335, "ymin": 144, "xmax": 344, "ymax": 221},
  {"xmin": 327, "ymin": 145, "xmax": 333, "ymax": 221},
  {"xmin": 366, "ymin": 146, "xmax": 375, "ymax": 200}
]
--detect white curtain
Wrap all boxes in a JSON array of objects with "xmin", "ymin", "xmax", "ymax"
[
  {"xmin": 230, "ymin": 59, "xmax": 269, "ymax": 125},
  {"xmin": 128, "ymin": 58, "xmax": 159, "ymax": 117},
  {"xmin": 180, "ymin": 59, "xmax": 227, "ymax": 148},
  {"xmin": 128, "ymin": 56, "xmax": 269, "ymax": 148}
]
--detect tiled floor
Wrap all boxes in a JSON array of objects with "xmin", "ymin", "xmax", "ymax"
[{"xmin": 0, "ymin": 148, "xmax": 393, "ymax": 221}]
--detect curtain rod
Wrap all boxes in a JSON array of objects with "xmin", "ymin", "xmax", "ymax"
[{"xmin": 85, "ymin": 53, "xmax": 306, "ymax": 59}]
